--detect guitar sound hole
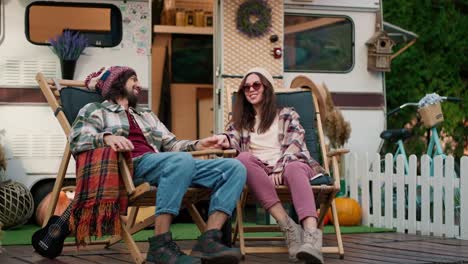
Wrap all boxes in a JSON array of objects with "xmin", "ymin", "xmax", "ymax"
[{"xmin": 48, "ymin": 224, "xmax": 61, "ymax": 237}]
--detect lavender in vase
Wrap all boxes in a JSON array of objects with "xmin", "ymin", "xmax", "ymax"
[
  {"xmin": 49, "ymin": 30, "xmax": 88, "ymax": 61},
  {"xmin": 49, "ymin": 30, "xmax": 88, "ymax": 79}
]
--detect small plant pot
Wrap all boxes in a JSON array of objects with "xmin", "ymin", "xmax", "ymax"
[{"xmin": 60, "ymin": 60, "xmax": 77, "ymax": 80}]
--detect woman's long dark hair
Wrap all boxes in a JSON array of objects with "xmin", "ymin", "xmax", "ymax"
[
  {"xmin": 231, "ymin": 72, "xmax": 277, "ymax": 133},
  {"xmin": 104, "ymin": 70, "xmax": 137, "ymax": 103}
]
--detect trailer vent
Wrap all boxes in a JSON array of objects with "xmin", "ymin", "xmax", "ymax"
[
  {"xmin": 11, "ymin": 134, "xmax": 67, "ymax": 158},
  {"xmin": 0, "ymin": 58, "xmax": 59, "ymax": 87}
]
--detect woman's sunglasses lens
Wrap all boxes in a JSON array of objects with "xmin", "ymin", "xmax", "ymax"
[
  {"xmin": 243, "ymin": 82, "xmax": 262, "ymax": 91},
  {"xmin": 252, "ymin": 82, "xmax": 262, "ymax": 90}
]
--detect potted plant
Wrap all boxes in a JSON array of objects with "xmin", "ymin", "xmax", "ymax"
[{"xmin": 49, "ymin": 30, "xmax": 88, "ymax": 80}]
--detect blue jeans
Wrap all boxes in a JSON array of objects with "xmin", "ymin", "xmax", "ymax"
[{"xmin": 133, "ymin": 152, "xmax": 246, "ymax": 217}]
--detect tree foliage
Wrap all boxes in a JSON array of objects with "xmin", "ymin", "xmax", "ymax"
[{"xmin": 383, "ymin": 0, "xmax": 467, "ymax": 158}]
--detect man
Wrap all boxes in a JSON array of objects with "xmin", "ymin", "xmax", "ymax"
[{"xmin": 69, "ymin": 66, "xmax": 246, "ymax": 264}]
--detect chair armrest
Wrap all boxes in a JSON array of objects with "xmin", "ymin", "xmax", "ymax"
[
  {"xmin": 129, "ymin": 182, "xmax": 151, "ymax": 201},
  {"xmin": 190, "ymin": 149, "xmax": 237, "ymax": 158},
  {"xmin": 119, "ymin": 154, "xmax": 135, "ymax": 195},
  {"xmin": 327, "ymin": 148, "xmax": 349, "ymax": 158},
  {"xmin": 220, "ymin": 149, "xmax": 236, "ymax": 157},
  {"xmin": 327, "ymin": 149, "xmax": 348, "ymax": 193}
]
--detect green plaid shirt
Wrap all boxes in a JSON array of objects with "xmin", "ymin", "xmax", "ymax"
[
  {"xmin": 225, "ymin": 107, "xmax": 324, "ymax": 175},
  {"xmin": 69, "ymin": 100, "xmax": 197, "ymax": 156}
]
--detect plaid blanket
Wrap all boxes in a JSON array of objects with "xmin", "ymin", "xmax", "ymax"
[{"xmin": 69, "ymin": 147, "xmax": 133, "ymax": 246}]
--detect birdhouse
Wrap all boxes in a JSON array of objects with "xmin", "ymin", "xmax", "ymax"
[{"xmin": 366, "ymin": 30, "xmax": 395, "ymax": 72}]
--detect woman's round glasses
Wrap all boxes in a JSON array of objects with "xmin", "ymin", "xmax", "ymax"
[{"xmin": 242, "ymin": 81, "xmax": 262, "ymax": 92}]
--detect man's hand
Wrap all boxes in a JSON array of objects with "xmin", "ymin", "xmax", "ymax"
[
  {"xmin": 197, "ymin": 135, "xmax": 230, "ymax": 150},
  {"xmin": 104, "ymin": 135, "xmax": 134, "ymax": 152},
  {"xmin": 270, "ymin": 171, "xmax": 283, "ymax": 186}
]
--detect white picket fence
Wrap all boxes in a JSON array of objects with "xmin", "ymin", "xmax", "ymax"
[{"xmin": 345, "ymin": 154, "xmax": 468, "ymax": 240}]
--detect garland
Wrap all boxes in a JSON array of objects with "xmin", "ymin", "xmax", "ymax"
[{"xmin": 236, "ymin": 0, "xmax": 272, "ymax": 38}]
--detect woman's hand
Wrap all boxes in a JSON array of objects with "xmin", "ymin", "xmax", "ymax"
[
  {"xmin": 197, "ymin": 135, "xmax": 230, "ymax": 150},
  {"xmin": 270, "ymin": 171, "xmax": 283, "ymax": 186},
  {"xmin": 104, "ymin": 135, "xmax": 134, "ymax": 152}
]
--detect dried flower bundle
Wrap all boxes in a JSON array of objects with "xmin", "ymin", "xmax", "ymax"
[
  {"xmin": 49, "ymin": 30, "xmax": 88, "ymax": 61},
  {"xmin": 322, "ymin": 83, "xmax": 351, "ymax": 148}
]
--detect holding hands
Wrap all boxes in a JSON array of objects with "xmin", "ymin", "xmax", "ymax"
[
  {"xmin": 197, "ymin": 135, "xmax": 230, "ymax": 150},
  {"xmin": 104, "ymin": 134, "xmax": 230, "ymax": 152}
]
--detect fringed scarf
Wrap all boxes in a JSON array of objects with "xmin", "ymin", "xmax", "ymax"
[{"xmin": 69, "ymin": 147, "xmax": 133, "ymax": 246}]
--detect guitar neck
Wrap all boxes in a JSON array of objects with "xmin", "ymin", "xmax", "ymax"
[{"xmin": 60, "ymin": 202, "xmax": 73, "ymax": 221}]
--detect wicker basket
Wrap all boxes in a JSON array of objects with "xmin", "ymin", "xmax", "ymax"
[
  {"xmin": 0, "ymin": 181, "xmax": 34, "ymax": 229},
  {"xmin": 419, "ymin": 103, "xmax": 444, "ymax": 128}
]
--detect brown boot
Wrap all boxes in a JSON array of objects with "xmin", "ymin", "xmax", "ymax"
[
  {"xmin": 146, "ymin": 232, "xmax": 201, "ymax": 264},
  {"xmin": 278, "ymin": 216, "xmax": 303, "ymax": 262},
  {"xmin": 297, "ymin": 228, "xmax": 324, "ymax": 264},
  {"xmin": 190, "ymin": 229, "xmax": 241, "ymax": 264}
]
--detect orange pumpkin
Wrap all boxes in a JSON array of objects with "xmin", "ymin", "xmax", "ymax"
[
  {"xmin": 35, "ymin": 191, "xmax": 71, "ymax": 226},
  {"xmin": 326, "ymin": 197, "xmax": 362, "ymax": 226}
]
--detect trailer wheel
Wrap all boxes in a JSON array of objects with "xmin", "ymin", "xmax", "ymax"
[
  {"xmin": 32, "ymin": 181, "xmax": 54, "ymax": 220},
  {"xmin": 31, "ymin": 180, "xmax": 75, "ymax": 224}
]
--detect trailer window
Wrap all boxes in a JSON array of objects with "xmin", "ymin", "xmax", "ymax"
[
  {"xmin": 25, "ymin": 2, "xmax": 122, "ymax": 47},
  {"xmin": 284, "ymin": 14, "xmax": 353, "ymax": 73}
]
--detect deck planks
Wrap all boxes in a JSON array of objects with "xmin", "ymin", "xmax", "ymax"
[
  {"xmin": 1, "ymin": 233, "xmax": 467, "ymax": 264},
  {"xmin": 342, "ymin": 242, "xmax": 462, "ymax": 263},
  {"xmin": 0, "ymin": 257, "xmax": 29, "ymax": 264}
]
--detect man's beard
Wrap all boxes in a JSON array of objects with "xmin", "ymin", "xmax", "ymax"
[
  {"xmin": 122, "ymin": 88, "xmax": 139, "ymax": 108},
  {"xmin": 128, "ymin": 93, "xmax": 138, "ymax": 108}
]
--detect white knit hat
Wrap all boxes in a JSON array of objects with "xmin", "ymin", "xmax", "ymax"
[{"xmin": 242, "ymin": 67, "xmax": 275, "ymax": 88}]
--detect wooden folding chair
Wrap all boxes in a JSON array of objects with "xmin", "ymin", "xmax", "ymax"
[
  {"xmin": 229, "ymin": 81, "xmax": 348, "ymax": 259},
  {"xmin": 36, "ymin": 72, "xmax": 235, "ymax": 264}
]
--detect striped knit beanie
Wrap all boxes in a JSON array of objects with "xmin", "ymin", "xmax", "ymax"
[{"xmin": 84, "ymin": 66, "xmax": 135, "ymax": 97}]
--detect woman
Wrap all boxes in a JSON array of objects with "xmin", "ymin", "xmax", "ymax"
[{"xmin": 222, "ymin": 67, "xmax": 325, "ymax": 264}]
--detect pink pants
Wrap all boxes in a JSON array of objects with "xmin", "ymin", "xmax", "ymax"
[{"xmin": 237, "ymin": 152, "xmax": 318, "ymax": 222}]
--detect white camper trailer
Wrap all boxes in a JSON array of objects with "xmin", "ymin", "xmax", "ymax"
[{"xmin": 0, "ymin": 0, "xmax": 416, "ymax": 210}]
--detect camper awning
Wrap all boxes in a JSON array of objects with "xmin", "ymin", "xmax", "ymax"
[
  {"xmin": 383, "ymin": 22, "xmax": 418, "ymax": 60},
  {"xmin": 383, "ymin": 22, "xmax": 418, "ymax": 45}
]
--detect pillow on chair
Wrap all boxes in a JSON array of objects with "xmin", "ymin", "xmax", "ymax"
[{"xmin": 310, "ymin": 173, "xmax": 334, "ymax": 185}]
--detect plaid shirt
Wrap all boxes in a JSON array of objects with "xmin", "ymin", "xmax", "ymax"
[
  {"xmin": 225, "ymin": 107, "xmax": 324, "ymax": 175},
  {"xmin": 69, "ymin": 100, "xmax": 197, "ymax": 156}
]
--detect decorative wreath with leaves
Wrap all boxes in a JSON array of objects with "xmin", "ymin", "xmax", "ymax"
[{"xmin": 236, "ymin": 0, "xmax": 272, "ymax": 38}]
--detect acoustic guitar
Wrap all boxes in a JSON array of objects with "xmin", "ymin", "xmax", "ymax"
[{"xmin": 31, "ymin": 203, "xmax": 72, "ymax": 259}]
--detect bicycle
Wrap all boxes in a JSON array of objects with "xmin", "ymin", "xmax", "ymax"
[
  {"xmin": 374, "ymin": 93, "xmax": 462, "ymax": 221},
  {"xmin": 382, "ymin": 93, "xmax": 461, "ymax": 175}
]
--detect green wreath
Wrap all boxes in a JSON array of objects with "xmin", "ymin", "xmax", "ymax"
[{"xmin": 236, "ymin": 0, "xmax": 272, "ymax": 38}]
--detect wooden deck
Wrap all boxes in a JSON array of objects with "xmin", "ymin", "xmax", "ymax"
[{"xmin": 1, "ymin": 233, "xmax": 468, "ymax": 264}]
